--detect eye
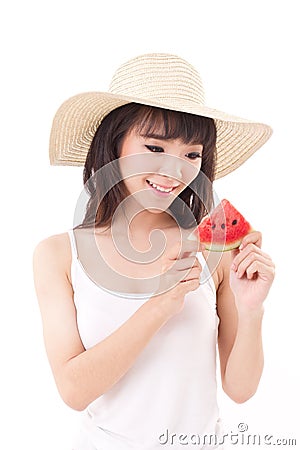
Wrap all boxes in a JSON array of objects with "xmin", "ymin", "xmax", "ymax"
[
  {"xmin": 145, "ymin": 145, "xmax": 164, "ymax": 153},
  {"xmin": 186, "ymin": 152, "xmax": 202, "ymax": 160}
]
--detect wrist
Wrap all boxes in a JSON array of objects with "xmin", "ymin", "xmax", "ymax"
[
  {"xmin": 237, "ymin": 304, "xmax": 265, "ymax": 324},
  {"xmin": 146, "ymin": 293, "xmax": 173, "ymax": 322}
]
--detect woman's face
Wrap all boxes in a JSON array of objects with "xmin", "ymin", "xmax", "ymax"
[{"xmin": 118, "ymin": 128, "xmax": 203, "ymax": 212}]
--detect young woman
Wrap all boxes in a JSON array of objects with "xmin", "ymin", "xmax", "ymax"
[{"xmin": 33, "ymin": 53, "xmax": 275, "ymax": 449}]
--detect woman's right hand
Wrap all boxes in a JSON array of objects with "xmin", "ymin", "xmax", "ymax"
[{"xmin": 149, "ymin": 239, "xmax": 202, "ymax": 320}]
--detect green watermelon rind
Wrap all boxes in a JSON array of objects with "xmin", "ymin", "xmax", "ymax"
[
  {"xmin": 201, "ymin": 227, "xmax": 254, "ymax": 252},
  {"xmin": 202, "ymin": 239, "xmax": 243, "ymax": 252}
]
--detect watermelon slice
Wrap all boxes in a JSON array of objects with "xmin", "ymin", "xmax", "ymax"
[{"xmin": 197, "ymin": 199, "xmax": 253, "ymax": 251}]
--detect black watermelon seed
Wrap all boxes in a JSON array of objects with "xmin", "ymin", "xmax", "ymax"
[
  {"xmin": 232, "ymin": 219, "xmax": 238, "ymax": 225},
  {"xmin": 221, "ymin": 223, "xmax": 225, "ymax": 229},
  {"xmin": 212, "ymin": 224, "xmax": 216, "ymax": 229}
]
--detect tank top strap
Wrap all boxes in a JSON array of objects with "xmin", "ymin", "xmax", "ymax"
[
  {"xmin": 197, "ymin": 251, "xmax": 217, "ymax": 295},
  {"xmin": 67, "ymin": 228, "xmax": 78, "ymax": 259}
]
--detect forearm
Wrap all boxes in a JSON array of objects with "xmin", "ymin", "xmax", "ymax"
[
  {"xmin": 61, "ymin": 297, "xmax": 169, "ymax": 411},
  {"xmin": 222, "ymin": 306, "xmax": 264, "ymax": 403}
]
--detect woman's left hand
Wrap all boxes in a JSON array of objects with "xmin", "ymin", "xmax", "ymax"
[{"xmin": 230, "ymin": 231, "xmax": 275, "ymax": 314}]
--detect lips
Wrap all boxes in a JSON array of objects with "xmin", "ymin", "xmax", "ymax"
[{"xmin": 146, "ymin": 179, "xmax": 179, "ymax": 193}]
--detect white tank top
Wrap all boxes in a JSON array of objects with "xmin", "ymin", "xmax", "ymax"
[{"xmin": 68, "ymin": 229, "xmax": 224, "ymax": 450}]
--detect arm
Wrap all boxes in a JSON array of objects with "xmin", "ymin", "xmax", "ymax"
[
  {"xmin": 217, "ymin": 232, "xmax": 275, "ymax": 403},
  {"xmin": 33, "ymin": 235, "xmax": 200, "ymax": 411}
]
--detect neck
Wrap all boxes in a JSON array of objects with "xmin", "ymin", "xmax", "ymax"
[
  {"xmin": 112, "ymin": 197, "xmax": 176, "ymax": 237},
  {"xmin": 105, "ymin": 197, "xmax": 176, "ymax": 259}
]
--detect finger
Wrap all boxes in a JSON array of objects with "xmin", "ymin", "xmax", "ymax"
[
  {"xmin": 232, "ymin": 243, "xmax": 272, "ymax": 269},
  {"xmin": 179, "ymin": 240, "xmax": 199, "ymax": 258},
  {"xmin": 181, "ymin": 266, "xmax": 202, "ymax": 282},
  {"xmin": 164, "ymin": 240, "xmax": 181, "ymax": 261},
  {"xmin": 234, "ymin": 253, "xmax": 274, "ymax": 279},
  {"xmin": 245, "ymin": 260, "xmax": 276, "ymax": 281},
  {"xmin": 235, "ymin": 253, "xmax": 274, "ymax": 279},
  {"xmin": 239, "ymin": 230, "xmax": 262, "ymax": 250},
  {"xmin": 160, "ymin": 264, "xmax": 201, "ymax": 290},
  {"xmin": 179, "ymin": 278, "xmax": 200, "ymax": 292},
  {"xmin": 167, "ymin": 239, "xmax": 198, "ymax": 260},
  {"xmin": 167, "ymin": 261, "xmax": 202, "ymax": 284},
  {"xmin": 169, "ymin": 256, "xmax": 201, "ymax": 272}
]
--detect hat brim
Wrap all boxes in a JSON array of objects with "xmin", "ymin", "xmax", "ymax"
[{"xmin": 49, "ymin": 91, "xmax": 272, "ymax": 179}]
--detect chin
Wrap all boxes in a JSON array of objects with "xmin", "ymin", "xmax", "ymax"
[{"xmin": 146, "ymin": 208, "xmax": 167, "ymax": 214}]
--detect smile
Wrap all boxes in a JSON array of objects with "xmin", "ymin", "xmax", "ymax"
[{"xmin": 146, "ymin": 180, "xmax": 179, "ymax": 194}]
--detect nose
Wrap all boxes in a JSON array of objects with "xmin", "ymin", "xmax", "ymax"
[{"xmin": 157, "ymin": 156, "xmax": 183, "ymax": 182}]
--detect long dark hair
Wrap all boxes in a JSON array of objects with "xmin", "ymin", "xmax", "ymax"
[{"xmin": 74, "ymin": 103, "xmax": 217, "ymax": 231}]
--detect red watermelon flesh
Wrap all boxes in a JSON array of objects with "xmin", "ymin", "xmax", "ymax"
[{"xmin": 197, "ymin": 199, "xmax": 253, "ymax": 251}]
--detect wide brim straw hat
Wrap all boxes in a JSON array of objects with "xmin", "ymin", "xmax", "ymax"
[{"xmin": 49, "ymin": 53, "xmax": 272, "ymax": 179}]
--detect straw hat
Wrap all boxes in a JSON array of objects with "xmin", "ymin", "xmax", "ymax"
[{"xmin": 49, "ymin": 53, "xmax": 272, "ymax": 179}]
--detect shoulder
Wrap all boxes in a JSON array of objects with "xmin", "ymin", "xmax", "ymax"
[
  {"xmin": 33, "ymin": 231, "xmax": 71, "ymax": 259},
  {"xmin": 201, "ymin": 249, "xmax": 232, "ymax": 292},
  {"xmin": 33, "ymin": 232, "xmax": 72, "ymax": 283},
  {"xmin": 216, "ymin": 250, "xmax": 232, "ymax": 286}
]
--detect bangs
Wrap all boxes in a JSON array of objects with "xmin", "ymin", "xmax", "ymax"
[{"xmin": 131, "ymin": 103, "xmax": 216, "ymax": 148}]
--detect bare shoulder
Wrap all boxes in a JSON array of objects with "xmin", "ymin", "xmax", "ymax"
[
  {"xmin": 216, "ymin": 250, "xmax": 232, "ymax": 285},
  {"xmin": 33, "ymin": 231, "xmax": 72, "ymax": 284},
  {"xmin": 213, "ymin": 250, "xmax": 236, "ymax": 316},
  {"xmin": 33, "ymin": 231, "xmax": 71, "ymax": 254},
  {"xmin": 202, "ymin": 249, "xmax": 232, "ymax": 291}
]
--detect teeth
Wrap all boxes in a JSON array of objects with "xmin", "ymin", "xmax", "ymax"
[{"xmin": 148, "ymin": 180, "xmax": 173, "ymax": 193}]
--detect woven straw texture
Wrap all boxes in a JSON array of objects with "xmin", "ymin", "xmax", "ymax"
[{"xmin": 49, "ymin": 53, "xmax": 272, "ymax": 179}]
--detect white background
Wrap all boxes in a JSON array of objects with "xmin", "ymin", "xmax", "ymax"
[{"xmin": 1, "ymin": 0, "xmax": 299, "ymax": 448}]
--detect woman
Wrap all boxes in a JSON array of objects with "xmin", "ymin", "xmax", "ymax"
[{"xmin": 33, "ymin": 53, "xmax": 275, "ymax": 449}]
